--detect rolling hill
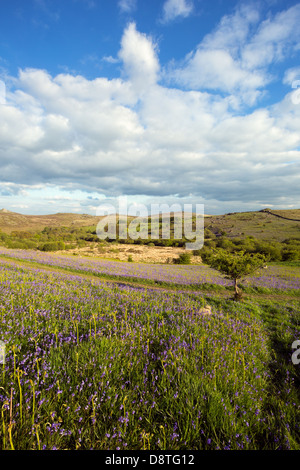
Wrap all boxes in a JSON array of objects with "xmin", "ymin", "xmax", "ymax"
[
  {"xmin": 0, "ymin": 209, "xmax": 103, "ymax": 234},
  {"xmin": 204, "ymin": 208, "xmax": 300, "ymax": 242},
  {"xmin": 0, "ymin": 207, "xmax": 299, "ymax": 242}
]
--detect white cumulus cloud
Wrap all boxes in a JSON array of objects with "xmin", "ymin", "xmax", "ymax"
[
  {"xmin": 118, "ymin": 0, "xmax": 136, "ymax": 14},
  {"xmin": 118, "ymin": 22, "xmax": 160, "ymax": 94},
  {"xmin": 166, "ymin": 3, "xmax": 300, "ymax": 107},
  {"xmin": 161, "ymin": 0, "xmax": 194, "ymax": 23}
]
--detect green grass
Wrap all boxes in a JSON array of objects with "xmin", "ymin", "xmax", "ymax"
[{"xmin": 0, "ymin": 257, "xmax": 299, "ymax": 450}]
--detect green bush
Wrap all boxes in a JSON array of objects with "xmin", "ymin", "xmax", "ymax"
[
  {"xmin": 282, "ymin": 249, "xmax": 300, "ymax": 261},
  {"xmin": 204, "ymin": 228, "xmax": 216, "ymax": 239},
  {"xmin": 204, "ymin": 239, "xmax": 217, "ymax": 248},
  {"xmin": 174, "ymin": 253, "xmax": 191, "ymax": 264},
  {"xmin": 57, "ymin": 241, "xmax": 65, "ymax": 250},
  {"xmin": 6, "ymin": 240, "xmax": 28, "ymax": 249},
  {"xmin": 23, "ymin": 240, "xmax": 38, "ymax": 249},
  {"xmin": 253, "ymin": 240, "xmax": 282, "ymax": 261},
  {"xmin": 216, "ymin": 237, "xmax": 234, "ymax": 250},
  {"xmin": 198, "ymin": 246, "xmax": 214, "ymax": 263},
  {"xmin": 39, "ymin": 242, "xmax": 58, "ymax": 252}
]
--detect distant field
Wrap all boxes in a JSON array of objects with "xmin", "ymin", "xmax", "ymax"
[{"xmin": 1, "ymin": 247, "xmax": 300, "ymax": 292}]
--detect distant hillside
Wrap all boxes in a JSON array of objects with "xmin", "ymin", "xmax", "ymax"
[
  {"xmin": 0, "ymin": 209, "xmax": 103, "ymax": 234},
  {"xmin": 259, "ymin": 208, "xmax": 300, "ymax": 221},
  {"xmin": 204, "ymin": 208, "xmax": 300, "ymax": 242},
  {"xmin": 0, "ymin": 207, "xmax": 299, "ymax": 242}
]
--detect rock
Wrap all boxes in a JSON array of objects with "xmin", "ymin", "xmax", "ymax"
[{"xmin": 199, "ymin": 305, "xmax": 212, "ymax": 315}]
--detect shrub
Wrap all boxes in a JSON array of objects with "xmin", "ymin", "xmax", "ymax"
[
  {"xmin": 6, "ymin": 240, "xmax": 27, "ymax": 249},
  {"xmin": 39, "ymin": 242, "xmax": 58, "ymax": 252},
  {"xmin": 252, "ymin": 240, "xmax": 282, "ymax": 261},
  {"xmin": 23, "ymin": 240, "xmax": 38, "ymax": 249},
  {"xmin": 204, "ymin": 228, "xmax": 216, "ymax": 239},
  {"xmin": 57, "ymin": 241, "xmax": 66, "ymax": 250},
  {"xmin": 174, "ymin": 253, "xmax": 191, "ymax": 264},
  {"xmin": 204, "ymin": 239, "xmax": 217, "ymax": 248},
  {"xmin": 198, "ymin": 246, "xmax": 214, "ymax": 263},
  {"xmin": 282, "ymin": 249, "xmax": 300, "ymax": 261},
  {"xmin": 216, "ymin": 237, "xmax": 234, "ymax": 251}
]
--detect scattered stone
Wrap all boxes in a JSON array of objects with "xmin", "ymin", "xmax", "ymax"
[{"xmin": 199, "ymin": 305, "xmax": 212, "ymax": 315}]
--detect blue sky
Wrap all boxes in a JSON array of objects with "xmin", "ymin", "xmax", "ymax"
[{"xmin": 0, "ymin": 0, "xmax": 300, "ymax": 215}]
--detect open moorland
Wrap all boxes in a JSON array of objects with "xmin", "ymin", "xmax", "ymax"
[
  {"xmin": 0, "ymin": 207, "xmax": 300, "ymax": 263},
  {"xmin": 0, "ymin": 208, "xmax": 299, "ymax": 450}
]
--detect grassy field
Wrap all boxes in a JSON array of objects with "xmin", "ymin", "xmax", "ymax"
[
  {"xmin": 0, "ymin": 247, "xmax": 300, "ymax": 293},
  {"xmin": 0, "ymin": 250, "xmax": 299, "ymax": 450}
]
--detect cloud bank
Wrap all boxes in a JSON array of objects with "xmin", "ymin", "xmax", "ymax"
[{"xmin": 1, "ymin": 4, "xmax": 300, "ymax": 214}]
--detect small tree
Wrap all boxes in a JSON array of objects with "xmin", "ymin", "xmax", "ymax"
[{"xmin": 205, "ymin": 249, "xmax": 268, "ymax": 300}]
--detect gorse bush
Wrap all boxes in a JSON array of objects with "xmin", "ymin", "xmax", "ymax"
[
  {"xmin": 39, "ymin": 241, "xmax": 65, "ymax": 252},
  {"xmin": 173, "ymin": 253, "xmax": 191, "ymax": 264},
  {"xmin": 282, "ymin": 249, "xmax": 300, "ymax": 261},
  {"xmin": 199, "ymin": 236, "xmax": 300, "ymax": 262}
]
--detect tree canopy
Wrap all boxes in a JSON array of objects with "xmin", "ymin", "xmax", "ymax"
[{"xmin": 205, "ymin": 249, "xmax": 268, "ymax": 300}]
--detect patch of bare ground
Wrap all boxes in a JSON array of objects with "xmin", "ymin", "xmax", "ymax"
[{"xmin": 56, "ymin": 243, "xmax": 202, "ymax": 264}]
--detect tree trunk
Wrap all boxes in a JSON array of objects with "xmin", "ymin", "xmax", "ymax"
[{"xmin": 234, "ymin": 278, "xmax": 242, "ymax": 301}]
